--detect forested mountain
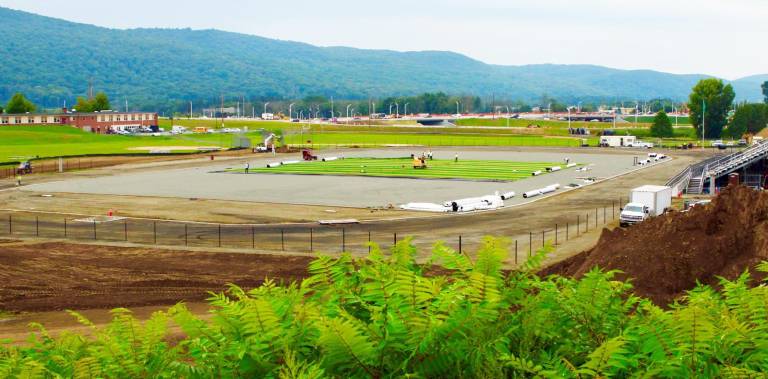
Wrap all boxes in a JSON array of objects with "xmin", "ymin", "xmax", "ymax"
[{"xmin": 0, "ymin": 6, "xmax": 763, "ymax": 112}]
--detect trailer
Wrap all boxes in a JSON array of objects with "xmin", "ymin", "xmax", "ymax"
[{"xmin": 599, "ymin": 135, "xmax": 636, "ymax": 147}]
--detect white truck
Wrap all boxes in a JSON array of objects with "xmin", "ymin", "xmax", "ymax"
[{"xmin": 619, "ymin": 185, "xmax": 672, "ymax": 227}]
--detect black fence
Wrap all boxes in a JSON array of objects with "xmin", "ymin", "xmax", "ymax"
[{"xmin": 0, "ymin": 200, "xmax": 624, "ymax": 266}]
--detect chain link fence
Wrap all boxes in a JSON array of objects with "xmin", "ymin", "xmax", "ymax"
[{"xmin": 0, "ymin": 199, "xmax": 624, "ymax": 266}]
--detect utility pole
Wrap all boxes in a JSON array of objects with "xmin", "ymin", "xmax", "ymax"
[
  {"xmin": 702, "ymin": 99, "xmax": 706, "ymax": 150},
  {"xmin": 189, "ymin": 101, "xmax": 192, "ymax": 118},
  {"xmin": 331, "ymin": 97, "xmax": 334, "ymax": 120},
  {"xmin": 220, "ymin": 94, "xmax": 224, "ymax": 128}
]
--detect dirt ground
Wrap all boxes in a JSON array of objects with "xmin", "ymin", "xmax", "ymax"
[
  {"xmin": 542, "ymin": 185, "xmax": 768, "ymax": 305},
  {"xmin": 0, "ymin": 240, "xmax": 311, "ymax": 313}
]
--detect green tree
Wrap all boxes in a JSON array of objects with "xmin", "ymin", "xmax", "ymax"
[
  {"xmin": 727, "ymin": 103, "xmax": 768, "ymax": 138},
  {"xmin": 763, "ymin": 81, "xmax": 767, "ymax": 103},
  {"xmin": 92, "ymin": 92, "xmax": 111, "ymax": 111},
  {"xmin": 5, "ymin": 92, "xmax": 36, "ymax": 114},
  {"xmin": 650, "ymin": 110, "xmax": 674, "ymax": 138},
  {"xmin": 74, "ymin": 96, "xmax": 93, "ymax": 112},
  {"xmin": 0, "ymin": 104, "xmax": 4, "ymax": 114},
  {"xmin": 688, "ymin": 78, "xmax": 735, "ymax": 139}
]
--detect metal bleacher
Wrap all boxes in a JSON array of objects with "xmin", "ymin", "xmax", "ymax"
[{"xmin": 667, "ymin": 140, "xmax": 768, "ymax": 195}]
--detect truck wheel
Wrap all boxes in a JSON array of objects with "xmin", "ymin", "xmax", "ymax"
[{"xmin": 620, "ymin": 222, "xmax": 628, "ymax": 227}]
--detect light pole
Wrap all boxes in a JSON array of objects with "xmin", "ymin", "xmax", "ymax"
[
  {"xmin": 346, "ymin": 104, "xmax": 352, "ymax": 118},
  {"xmin": 299, "ymin": 110, "xmax": 304, "ymax": 120},
  {"xmin": 404, "ymin": 103, "xmax": 409, "ymax": 117},
  {"xmin": 505, "ymin": 106, "xmax": 510, "ymax": 127},
  {"xmin": 702, "ymin": 99, "xmax": 706, "ymax": 150},
  {"xmin": 263, "ymin": 102, "xmax": 270, "ymax": 116},
  {"xmin": 395, "ymin": 102, "xmax": 399, "ymax": 118},
  {"xmin": 568, "ymin": 106, "xmax": 572, "ymax": 129},
  {"xmin": 289, "ymin": 103, "xmax": 295, "ymax": 120},
  {"xmin": 455, "ymin": 100, "xmax": 460, "ymax": 116},
  {"xmin": 330, "ymin": 97, "xmax": 334, "ymax": 120},
  {"xmin": 389, "ymin": 103, "xmax": 394, "ymax": 116},
  {"xmin": 634, "ymin": 101, "xmax": 638, "ymax": 125}
]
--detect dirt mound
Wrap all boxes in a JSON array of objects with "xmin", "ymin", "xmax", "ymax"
[{"xmin": 542, "ymin": 185, "xmax": 768, "ymax": 304}]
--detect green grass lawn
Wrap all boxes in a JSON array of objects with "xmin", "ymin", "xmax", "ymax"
[
  {"xmin": 241, "ymin": 157, "xmax": 564, "ymax": 181},
  {"xmin": 0, "ymin": 126, "xmax": 231, "ymax": 163},
  {"xmin": 282, "ymin": 132, "xmax": 591, "ymax": 148}
]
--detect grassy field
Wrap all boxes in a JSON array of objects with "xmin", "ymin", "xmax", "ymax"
[
  {"xmin": 282, "ymin": 132, "xmax": 591, "ymax": 147},
  {"xmin": 242, "ymin": 157, "xmax": 563, "ymax": 181},
  {"xmin": 0, "ymin": 126, "xmax": 230, "ymax": 162}
]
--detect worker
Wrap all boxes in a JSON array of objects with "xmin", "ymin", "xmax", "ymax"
[
  {"xmin": 427, "ymin": 150, "xmax": 433, "ymax": 160},
  {"xmin": 454, "ymin": 153, "xmax": 458, "ymax": 163},
  {"xmin": 15, "ymin": 175, "xmax": 21, "ymax": 186},
  {"xmin": 565, "ymin": 157, "xmax": 570, "ymax": 164},
  {"xmin": 245, "ymin": 162, "xmax": 250, "ymax": 174}
]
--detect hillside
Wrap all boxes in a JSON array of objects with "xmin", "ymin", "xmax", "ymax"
[{"xmin": 0, "ymin": 6, "xmax": 764, "ymax": 111}]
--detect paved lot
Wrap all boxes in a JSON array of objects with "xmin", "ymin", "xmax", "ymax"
[{"xmin": 25, "ymin": 147, "xmax": 668, "ymax": 208}]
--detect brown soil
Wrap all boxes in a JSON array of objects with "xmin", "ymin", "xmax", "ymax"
[
  {"xmin": 0, "ymin": 241, "xmax": 312, "ymax": 312},
  {"xmin": 542, "ymin": 185, "xmax": 768, "ymax": 305}
]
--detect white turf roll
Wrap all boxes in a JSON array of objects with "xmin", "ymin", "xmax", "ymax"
[
  {"xmin": 281, "ymin": 160, "xmax": 300, "ymax": 165},
  {"xmin": 531, "ymin": 170, "xmax": 542, "ymax": 176},
  {"xmin": 566, "ymin": 163, "xmax": 577, "ymax": 168},
  {"xmin": 523, "ymin": 190, "xmax": 541, "ymax": 198},
  {"xmin": 546, "ymin": 166, "xmax": 562, "ymax": 172},
  {"xmin": 266, "ymin": 162, "xmax": 281, "ymax": 168},
  {"xmin": 501, "ymin": 191, "xmax": 516, "ymax": 200},
  {"xmin": 322, "ymin": 157, "xmax": 338, "ymax": 162}
]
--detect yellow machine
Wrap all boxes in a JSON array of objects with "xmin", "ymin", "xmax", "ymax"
[{"xmin": 413, "ymin": 156, "xmax": 427, "ymax": 169}]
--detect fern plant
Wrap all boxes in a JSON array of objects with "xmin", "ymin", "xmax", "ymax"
[{"xmin": 1, "ymin": 237, "xmax": 768, "ymax": 378}]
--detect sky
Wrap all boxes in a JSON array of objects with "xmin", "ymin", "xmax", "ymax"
[{"xmin": 1, "ymin": 0, "xmax": 766, "ymax": 80}]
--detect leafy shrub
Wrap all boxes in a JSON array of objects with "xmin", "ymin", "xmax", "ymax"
[{"xmin": 2, "ymin": 238, "xmax": 768, "ymax": 377}]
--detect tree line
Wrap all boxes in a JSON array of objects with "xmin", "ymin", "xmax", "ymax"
[
  {"xmin": 648, "ymin": 78, "xmax": 768, "ymax": 139},
  {"xmin": 1, "ymin": 92, "xmax": 112, "ymax": 115}
]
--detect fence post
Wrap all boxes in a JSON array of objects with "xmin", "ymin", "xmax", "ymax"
[
  {"xmin": 218, "ymin": 224, "xmax": 222, "ymax": 247},
  {"xmin": 586, "ymin": 213, "xmax": 589, "ymax": 231},
  {"xmin": 8, "ymin": 215, "xmax": 11, "ymax": 234},
  {"xmin": 542, "ymin": 230, "xmax": 545, "ymax": 247},
  {"xmin": 154, "ymin": 221, "xmax": 157, "ymax": 244},
  {"xmin": 252, "ymin": 226, "xmax": 255, "ymax": 249},
  {"xmin": 93, "ymin": 220, "xmax": 97, "ymax": 240},
  {"xmin": 36, "ymin": 216, "xmax": 39, "ymax": 237},
  {"xmin": 566, "ymin": 222, "xmax": 569, "ymax": 240},
  {"xmin": 124, "ymin": 220, "xmax": 128, "ymax": 241},
  {"xmin": 604, "ymin": 206, "xmax": 606, "ymax": 224},
  {"xmin": 595, "ymin": 208, "xmax": 598, "ymax": 228},
  {"xmin": 309, "ymin": 228, "xmax": 313, "ymax": 252},
  {"xmin": 281, "ymin": 229, "xmax": 285, "ymax": 251},
  {"xmin": 529, "ymin": 231, "xmax": 532, "ymax": 256},
  {"xmin": 459, "ymin": 235, "xmax": 462, "ymax": 254},
  {"xmin": 577, "ymin": 215, "xmax": 580, "ymax": 235},
  {"xmin": 64, "ymin": 218, "xmax": 67, "ymax": 238},
  {"xmin": 342, "ymin": 228, "xmax": 346, "ymax": 252},
  {"xmin": 368, "ymin": 231, "xmax": 372, "ymax": 253},
  {"xmin": 185, "ymin": 224, "xmax": 188, "ymax": 246},
  {"xmin": 394, "ymin": 232, "xmax": 397, "ymax": 246},
  {"xmin": 612, "ymin": 201, "xmax": 615, "ymax": 220}
]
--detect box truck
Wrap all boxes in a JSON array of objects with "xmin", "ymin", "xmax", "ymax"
[{"xmin": 619, "ymin": 185, "xmax": 672, "ymax": 226}]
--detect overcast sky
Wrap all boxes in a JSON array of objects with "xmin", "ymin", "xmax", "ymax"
[{"xmin": 2, "ymin": 0, "xmax": 765, "ymax": 79}]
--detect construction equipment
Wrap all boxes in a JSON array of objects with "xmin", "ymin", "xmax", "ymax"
[
  {"xmin": 302, "ymin": 149, "xmax": 318, "ymax": 161},
  {"xmin": 413, "ymin": 155, "xmax": 427, "ymax": 169}
]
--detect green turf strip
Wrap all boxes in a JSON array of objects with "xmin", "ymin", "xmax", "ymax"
[{"xmin": 238, "ymin": 158, "xmax": 567, "ymax": 182}]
